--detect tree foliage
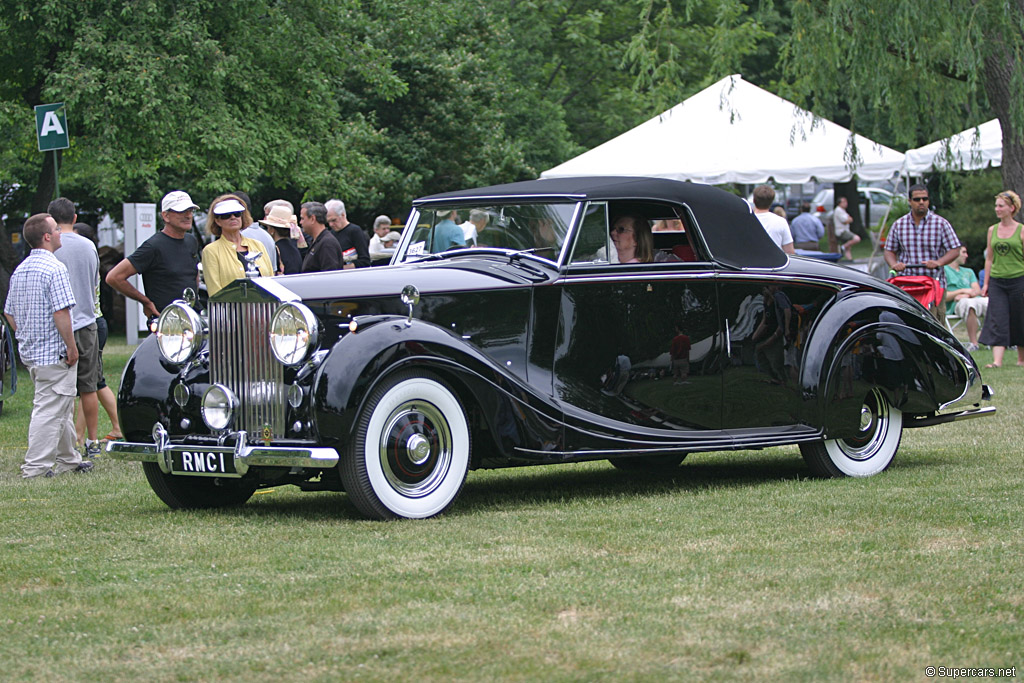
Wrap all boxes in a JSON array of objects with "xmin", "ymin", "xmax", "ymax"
[
  {"xmin": 779, "ymin": 0, "xmax": 1024, "ymax": 193},
  {"xmin": 0, "ymin": 0, "xmax": 791, "ymax": 225}
]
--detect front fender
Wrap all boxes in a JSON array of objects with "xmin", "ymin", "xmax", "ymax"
[{"xmin": 311, "ymin": 317, "xmax": 564, "ymax": 463}]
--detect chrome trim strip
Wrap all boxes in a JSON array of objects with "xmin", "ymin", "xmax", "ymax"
[
  {"xmin": 713, "ymin": 272, "xmax": 846, "ymax": 287},
  {"xmin": 561, "ymin": 271, "xmax": 716, "ymax": 284},
  {"xmin": 906, "ymin": 406, "xmax": 996, "ymax": 428},
  {"xmin": 252, "ymin": 278, "xmax": 301, "ymax": 302},
  {"xmin": 922, "ymin": 330, "xmax": 984, "ymax": 411},
  {"xmin": 105, "ymin": 440, "xmax": 340, "ymax": 474}
]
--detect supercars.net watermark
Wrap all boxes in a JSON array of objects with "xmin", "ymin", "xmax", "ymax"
[{"xmin": 925, "ymin": 667, "xmax": 1017, "ymax": 679}]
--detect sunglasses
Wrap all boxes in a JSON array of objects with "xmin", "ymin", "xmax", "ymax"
[
  {"xmin": 611, "ymin": 225, "xmax": 634, "ymax": 234},
  {"xmin": 217, "ymin": 211, "xmax": 243, "ymax": 219},
  {"xmin": 910, "ymin": 196, "xmax": 930, "ymax": 203}
]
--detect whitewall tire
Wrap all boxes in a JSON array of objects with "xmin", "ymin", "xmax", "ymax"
[
  {"xmin": 800, "ymin": 388, "xmax": 902, "ymax": 478},
  {"xmin": 341, "ymin": 371, "xmax": 470, "ymax": 519}
]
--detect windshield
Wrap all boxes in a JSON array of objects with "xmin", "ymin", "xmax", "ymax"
[{"xmin": 398, "ymin": 202, "xmax": 577, "ymax": 263}]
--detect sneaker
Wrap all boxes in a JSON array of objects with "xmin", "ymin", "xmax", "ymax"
[
  {"xmin": 964, "ymin": 342, "xmax": 979, "ymax": 352},
  {"xmin": 73, "ymin": 461, "xmax": 94, "ymax": 474},
  {"xmin": 43, "ymin": 470, "xmax": 56, "ymax": 478},
  {"xmin": 84, "ymin": 440, "xmax": 101, "ymax": 458}
]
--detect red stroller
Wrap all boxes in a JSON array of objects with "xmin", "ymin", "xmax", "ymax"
[{"xmin": 887, "ymin": 274, "xmax": 944, "ymax": 317}]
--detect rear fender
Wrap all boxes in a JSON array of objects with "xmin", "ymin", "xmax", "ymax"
[{"xmin": 801, "ymin": 293, "xmax": 973, "ymax": 438}]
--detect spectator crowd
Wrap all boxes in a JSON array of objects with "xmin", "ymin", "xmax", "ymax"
[{"xmin": 5, "ymin": 189, "xmax": 398, "ymax": 478}]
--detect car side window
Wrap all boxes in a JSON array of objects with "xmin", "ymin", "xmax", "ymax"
[
  {"xmin": 568, "ymin": 201, "xmax": 705, "ymax": 266},
  {"xmin": 568, "ymin": 202, "xmax": 611, "ymax": 264}
]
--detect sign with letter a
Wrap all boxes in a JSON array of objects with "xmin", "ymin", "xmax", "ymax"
[{"xmin": 35, "ymin": 103, "xmax": 70, "ymax": 151}]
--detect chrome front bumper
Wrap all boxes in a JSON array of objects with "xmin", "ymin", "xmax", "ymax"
[{"xmin": 105, "ymin": 425, "xmax": 339, "ymax": 478}]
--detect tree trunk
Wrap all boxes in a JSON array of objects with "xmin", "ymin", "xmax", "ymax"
[
  {"xmin": 30, "ymin": 150, "xmax": 60, "ymax": 214},
  {"xmin": 982, "ymin": 30, "xmax": 1024, "ymax": 219}
]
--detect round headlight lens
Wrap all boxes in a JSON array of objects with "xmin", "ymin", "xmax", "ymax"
[
  {"xmin": 156, "ymin": 303, "xmax": 204, "ymax": 364},
  {"xmin": 201, "ymin": 384, "xmax": 237, "ymax": 431},
  {"xmin": 270, "ymin": 303, "xmax": 319, "ymax": 365}
]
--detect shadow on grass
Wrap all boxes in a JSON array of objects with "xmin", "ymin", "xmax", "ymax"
[
  {"xmin": 162, "ymin": 451, "xmax": 815, "ymax": 522},
  {"xmin": 132, "ymin": 448, "xmax": 944, "ymax": 522},
  {"xmin": 453, "ymin": 453, "xmax": 810, "ymax": 515}
]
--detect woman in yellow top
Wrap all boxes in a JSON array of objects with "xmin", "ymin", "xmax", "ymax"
[
  {"xmin": 979, "ymin": 190, "xmax": 1024, "ymax": 367},
  {"xmin": 201, "ymin": 194, "xmax": 272, "ymax": 296}
]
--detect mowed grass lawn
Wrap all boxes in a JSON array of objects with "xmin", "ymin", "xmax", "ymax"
[{"xmin": 1, "ymin": 336, "xmax": 1021, "ymax": 681}]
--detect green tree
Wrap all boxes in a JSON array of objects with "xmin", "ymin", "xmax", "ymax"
[
  {"xmin": 0, "ymin": 0, "xmax": 410, "ymax": 218},
  {"xmin": 780, "ymin": 0, "xmax": 1024, "ymax": 196}
]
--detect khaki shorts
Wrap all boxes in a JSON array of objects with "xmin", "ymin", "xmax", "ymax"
[
  {"xmin": 837, "ymin": 230, "xmax": 857, "ymax": 243},
  {"xmin": 74, "ymin": 322, "xmax": 100, "ymax": 394},
  {"xmin": 953, "ymin": 296, "xmax": 988, "ymax": 320}
]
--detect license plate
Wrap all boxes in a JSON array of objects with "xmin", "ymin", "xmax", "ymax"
[{"xmin": 170, "ymin": 448, "xmax": 238, "ymax": 477}]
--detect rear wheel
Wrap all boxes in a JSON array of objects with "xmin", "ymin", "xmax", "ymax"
[
  {"xmin": 608, "ymin": 454, "xmax": 686, "ymax": 472},
  {"xmin": 142, "ymin": 462, "xmax": 256, "ymax": 509},
  {"xmin": 800, "ymin": 388, "xmax": 902, "ymax": 477},
  {"xmin": 340, "ymin": 371, "xmax": 470, "ymax": 520}
]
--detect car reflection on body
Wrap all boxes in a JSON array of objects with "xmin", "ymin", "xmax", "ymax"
[{"xmin": 108, "ymin": 177, "xmax": 993, "ymax": 519}]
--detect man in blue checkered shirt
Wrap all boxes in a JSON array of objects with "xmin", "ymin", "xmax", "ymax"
[{"xmin": 4, "ymin": 213, "xmax": 94, "ymax": 478}]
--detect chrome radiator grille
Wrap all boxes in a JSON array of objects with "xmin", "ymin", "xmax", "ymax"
[{"xmin": 208, "ymin": 301, "xmax": 285, "ymax": 437}]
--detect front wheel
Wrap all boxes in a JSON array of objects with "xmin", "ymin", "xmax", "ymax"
[
  {"xmin": 800, "ymin": 388, "xmax": 903, "ymax": 477},
  {"xmin": 340, "ymin": 371, "xmax": 470, "ymax": 520},
  {"xmin": 142, "ymin": 462, "xmax": 257, "ymax": 509}
]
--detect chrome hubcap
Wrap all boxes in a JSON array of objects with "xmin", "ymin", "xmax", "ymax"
[
  {"xmin": 378, "ymin": 400, "xmax": 452, "ymax": 497},
  {"xmin": 840, "ymin": 389, "xmax": 888, "ymax": 461},
  {"xmin": 406, "ymin": 434, "xmax": 431, "ymax": 465}
]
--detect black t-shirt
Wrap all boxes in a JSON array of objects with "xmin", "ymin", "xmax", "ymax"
[
  {"xmin": 277, "ymin": 239, "xmax": 303, "ymax": 275},
  {"xmin": 332, "ymin": 223, "xmax": 371, "ymax": 268},
  {"xmin": 127, "ymin": 231, "xmax": 200, "ymax": 312},
  {"xmin": 302, "ymin": 229, "xmax": 343, "ymax": 272}
]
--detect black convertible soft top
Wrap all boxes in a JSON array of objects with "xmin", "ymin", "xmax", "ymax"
[{"xmin": 415, "ymin": 176, "xmax": 787, "ymax": 269}]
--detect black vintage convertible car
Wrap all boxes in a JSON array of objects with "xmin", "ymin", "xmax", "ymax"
[
  {"xmin": 0, "ymin": 316, "xmax": 16, "ymax": 416},
  {"xmin": 109, "ymin": 177, "xmax": 993, "ymax": 519}
]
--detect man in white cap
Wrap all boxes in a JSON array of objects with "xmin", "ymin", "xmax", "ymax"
[{"xmin": 106, "ymin": 190, "xmax": 201, "ymax": 318}]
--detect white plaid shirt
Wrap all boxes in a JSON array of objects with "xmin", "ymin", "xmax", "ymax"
[{"xmin": 4, "ymin": 249, "xmax": 77, "ymax": 366}]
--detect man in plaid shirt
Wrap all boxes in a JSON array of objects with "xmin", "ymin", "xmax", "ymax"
[
  {"xmin": 884, "ymin": 184, "xmax": 961, "ymax": 292},
  {"xmin": 4, "ymin": 213, "xmax": 94, "ymax": 478}
]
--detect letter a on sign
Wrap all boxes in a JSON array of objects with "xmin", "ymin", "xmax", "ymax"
[
  {"xmin": 35, "ymin": 103, "xmax": 70, "ymax": 152},
  {"xmin": 40, "ymin": 111, "xmax": 65, "ymax": 136}
]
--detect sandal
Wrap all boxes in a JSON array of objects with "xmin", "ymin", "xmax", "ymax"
[
  {"xmin": 104, "ymin": 432, "xmax": 124, "ymax": 441},
  {"xmin": 985, "ymin": 363, "xmax": 1001, "ymax": 369}
]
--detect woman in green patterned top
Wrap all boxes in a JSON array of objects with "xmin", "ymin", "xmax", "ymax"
[{"xmin": 980, "ymin": 190, "xmax": 1024, "ymax": 367}]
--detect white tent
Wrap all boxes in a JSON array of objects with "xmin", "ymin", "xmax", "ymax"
[
  {"xmin": 904, "ymin": 119, "xmax": 1001, "ymax": 174},
  {"xmin": 541, "ymin": 75, "xmax": 906, "ymax": 184}
]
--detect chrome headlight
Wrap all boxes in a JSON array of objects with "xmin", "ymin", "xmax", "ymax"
[
  {"xmin": 156, "ymin": 303, "xmax": 204, "ymax": 364},
  {"xmin": 201, "ymin": 384, "xmax": 237, "ymax": 431},
  {"xmin": 270, "ymin": 302, "xmax": 319, "ymax": 365}
]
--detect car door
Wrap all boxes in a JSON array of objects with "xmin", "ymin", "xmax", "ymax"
[
  {"xmin": 550, "ymin": 201, "xmax": 724, "ymax": 447},
  {"xmin": 716, "ymin": 275, "xmax": 836, "ymax": 430}
]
